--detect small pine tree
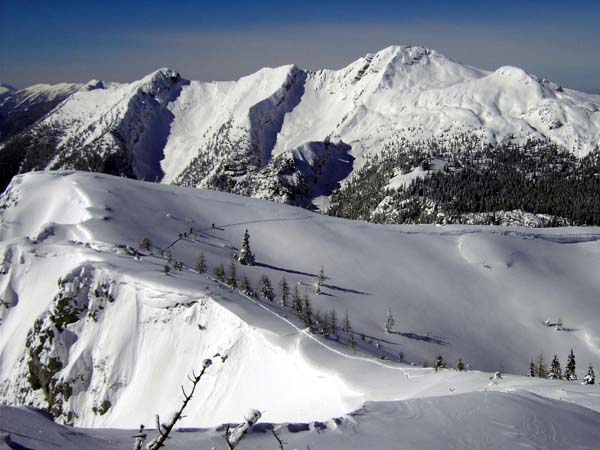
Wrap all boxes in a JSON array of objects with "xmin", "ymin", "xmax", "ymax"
[
  {"xmin": 240, "ymin": 274, "xmax": 255, "ymax": 297},
  {"xmin": 291, "ymin": 285, "xmax": 302, "ymax": 314},
  {"xmin": 435, "ymin": 355, "xmax": 445, "ymax": 372},
  {"xmin": 457, "ymin": 358, "xmax": 465, "ymax": 372},
  {"xmin": 139, "ymin": 237, "xmax": 151, "ymax": 253},
  {"xmin": 195, "ymin": 252, "xmax": 207, "ymax": 273},
  {"xmin": 163, "ymin": 265, "xmax": 170, "ymax": 275},
  {"xmin": 227, "ymin": 260, "xmax": 238, "ymax": 288},
  {"xmin": 315, "ymin": 266, "xmax": 325, "ymax": 295},
  {"xmin": 384, "ymin": 308, "xmax": 395, "ymax": 333},
  {"xmin": 549, "ymin": 355, "xmax": 562, "ymax": 380},
  {"xmin": 238, "ymin": 229, "xmax": 255, "ymax": 266},
  {"xmin": 302, "ymin": 293, "xmax": 313, "ymax": 327},
  {"xmin": 259, "ymin": 275, "xmax": 274, "ymax": 301},
  {"xmin": 279, "ymin": 277, "xmax": 289, "ymax": 307},
  {"xmin": 348, "ymin": 334, "xmax": 356, "ymax": 351},
  {"xmin": 342, "ymin": 310, "xmax": 351, "ymax": 333},
  {"xmin": 213, "ymin": 263, "xmax": 225, "ymax": 282},
  {"xmin": 329, "ymin": 310, "xmax": 338, "ymax": 335},
  {"xmin": 529, "ymin": 359, "xmax": 536, "ymax": 377},
  {"xmin": 536, "ymin": 353, "xmax": 548, "ymax": 378},
  {"xmin": 583, "ymin": 364, "xmax": 595, "ymax": 385},
  {"xmin": 564, "ymin": 349, "xmax": 577, "ymax": 380}
]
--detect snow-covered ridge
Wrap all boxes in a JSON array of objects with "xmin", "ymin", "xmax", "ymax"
[
  {"xmin": 2, "ymin": 45, "xmax": 599, "ymax": 204},
  {"xmin": 1, "ymin": 171, "xmax": 599, "ymax": 429}
]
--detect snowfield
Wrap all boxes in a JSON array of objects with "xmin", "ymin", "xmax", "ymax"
[
  {"xmin": 3, "ymin": 45, "xmax": 600, "ymax": 210},
  {"xmin": 1, "ymin": 171, "xmax": 599, "ymax": 449}
]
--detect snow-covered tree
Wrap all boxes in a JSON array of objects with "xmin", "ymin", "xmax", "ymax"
[
  {"xmin": 564, "ymin": 349, "xmax": 577, "ymax": 380},
  {"xmin": 457, "ymin": 358, "xmax": 465, "ymax": 372},
  {"xmin": 291, "ymin": 285, "xmax": 302, "ymax": 314},
  {"xmin": 279, "ymin": 277, "xmax": 289, "ymax": 307},
  {"xmin": 384, "ymin": 308, "xmax": 395, "ymax": 333},
  {"xmin": 213, "ymin": 263, "xmax": 226, "ymax": 282},
  {"xmin": 528, "ymin": 359, "xmax": 536, "ymax": 377},
  {"xmin": 240, "ymin": 274, "xmax": 255, "ymax": 297},
  {"xmin": 195, "ymin": 251, "xmax": 207, "ymax": 273},
  {"xmin": 302, "ymin": 293, "xmax": 313, "ymax": 327},
  {"xmin": 259, "ymin": 275, "xmax": 274, "ymax": 301},
  {"xmin": 583, "ymin": 364, "xmax": 595, "ymax": 385},
  {"xmin": 227, "ymin": 260, "xmax": 238, "ymax": 288},
  {"xmin": 536, "ymin": 353, "xmax": 548, "ymax": 378},
  {"xmin": 139, "ymin": 237, "xmax": 151, "ymax": 253},
  {"xmin": 315, "ymin": 266, "xmax": 325, "ymax": 295},
  {"xmin": 329, "ymin": 309, "xmax": 338, "ymax": 335},
  {"xmin": 163, "ymin": 265, "xmax": 170, "ymax": 275},
  {"xmin": 342, "ymin": 310, "xmax": 351, "ymax": 333},
  {"xmin": 238, "ymin": 229, "xmax": 255, "ymax": 266},
  {"xmin": 348, "ymin": 333, "xmax": 356, "ymax": 351},
  {"xmin": 435, "ymin": 355, "xmax": 446, "ymax": 372},
  {"xmin": 549, "ymin": 355, "xmax": 562, "ymax": 379}
]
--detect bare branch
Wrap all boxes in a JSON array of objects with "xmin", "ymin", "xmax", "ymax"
[
  {"xmin": 271, "ymin": 428, "xmax": 285, "ymax": 450},
  {"xmin": 145, "ymin": 358, "xmax": 213, "ymax": 450}
]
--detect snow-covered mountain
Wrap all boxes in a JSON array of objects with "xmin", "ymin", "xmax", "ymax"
[
  {"xmin": 0, "ymin": 83, "xmax": 15, "ymax": 99},
  {"xmin": 1, "ymin": 171, "xmax": 599, "ymax": 438},
  {"xmin": 2, "ymin": 46, "xmax": 600, "ymax": 207}
]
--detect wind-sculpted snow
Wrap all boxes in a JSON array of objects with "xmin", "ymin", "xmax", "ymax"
[
  {"xmin": 0, "ymin": 172, "xmax": 599, "ymax": 431},
  {"xmin": 3, "ymin": 390, "xmax": 600, "ymax": 450}
]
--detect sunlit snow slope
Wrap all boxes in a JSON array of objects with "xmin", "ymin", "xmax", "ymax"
[
  {"xmin": 0, "ymin": 171, "xmax": 599, "ymax": 430},
  {"xmin": 3, "ymin": 46, "xmax": 600, "ymax": 205}
]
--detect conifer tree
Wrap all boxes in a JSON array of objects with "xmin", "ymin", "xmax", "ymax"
[
  {"xmin": 291, "ymin": 285, "xmax": 302, "ymax": 314},
  {"xmin": 259, "ymin": 275, "xmax": 274, "ymax": 301},
  {"xmin": 384, "ymin": 308, "xmax": 395, "ymax": 333},
  {"xmin": 238, "ymin": 229, "xmax": 255, "ymax": 266},
  {"xmin": 315, "ymin": 266, "xmax": 325, "ymax": 295},
  {"xmin": 564, "ymin": 349, "xmax": 577, "ymax": 380},
  {"xmin": 195, "ymin": 251, "xmax": 207, "ymax": 273},
  {"xmin": 213, "ymin": 263, "xmax": 225, "ymax": 282},
  {"xmin": 329, "ymin": 310, "xmax": 338, "ymax": 335},
  {"xmin": 435, "ymin": 355, "xmax": 446, "ymax": 372},
  {"xmin": 536, "ymin": 353, "xmax": 548, "ymax": 378},
  {"xmin": 227, "ymin": 260, "xmax": 238, "ymax": 288},
  {"xmin": 549, "ymin": 355, "xmax": 562, "ymax": 379},
  {"xmin": 279, "ymin": 277, "xmax": 290, "ymax": 307},
  {"xmin": 348, "ymin": 334, "xmax": 356, "ymax": 351},
  {"xmin": 240, "ymin": 274, "xmax": 255, "ymax": 297},
  {"xmin": 302, "ymin": 293, "xmax": 313, "ymax": 327},
  {"xmin": 583, "ymin": 364, "xmax": 595, "ymax": 385},
  {"xmin": 140, "ymin": 237, "xmax": 151, "ymax": 253},
  {"xmin": 163, "ymin": 265, "xmax": 170, "ymax": 275},
  {"xmin": 457, "ymin": 358, "xmax": 465, "ymax": 372},
  {"xmin": 528, "ymin": 359, "xmax": 536, "ymax": 377},
  {"xmin": 342, "ymin": 310, "xmax": 351, "ymax": 333}
]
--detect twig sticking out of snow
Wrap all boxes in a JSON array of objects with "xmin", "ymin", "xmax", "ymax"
[{"xmin": 145, "ymin": 358, "xmax": 213, "ymax": 450}]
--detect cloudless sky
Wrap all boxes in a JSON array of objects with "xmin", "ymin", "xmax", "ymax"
[{"xmin": 1, "ymin": 0, "xmax": 599, "ymax": 91}]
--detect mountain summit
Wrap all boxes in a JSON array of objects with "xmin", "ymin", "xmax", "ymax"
[{"xmin": 1, "ymin": 45, "xmax": 599, "ymax": 211}]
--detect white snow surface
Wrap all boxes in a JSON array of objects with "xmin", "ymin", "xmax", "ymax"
[
  {"xmin": 27, "ymin": 45, "xmax": 600, "ymax": 189},
  {"xmin": 0, "ymin": 172, "xmax": 599, "ymax": 440},
  {"xmin": 3, "ymin": 390, "xmax": 600, "ymax": 450}
]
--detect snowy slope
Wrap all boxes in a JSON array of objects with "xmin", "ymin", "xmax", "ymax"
[
  {"xmin": 0, "ymin": 81, "xmax": 102, "ymax": 140},
  {"xmin": 0, "ymin": 171, "xmax": 599, "ymax": 432},
  {"xmin": 0, "ymin": 83, "xmax": 15, "ymax": 100},
  {"xmin": 4, "ymin": 390, "xmax": 600, "ymax": 450},
  {"xmin": 3, "ymin": 45, "xmax": 600, "ymax": 209}
]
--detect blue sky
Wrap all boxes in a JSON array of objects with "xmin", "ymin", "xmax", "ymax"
[{"xmin": 1, "ymin": 0, "xmax": 599, "ymax": 91}]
